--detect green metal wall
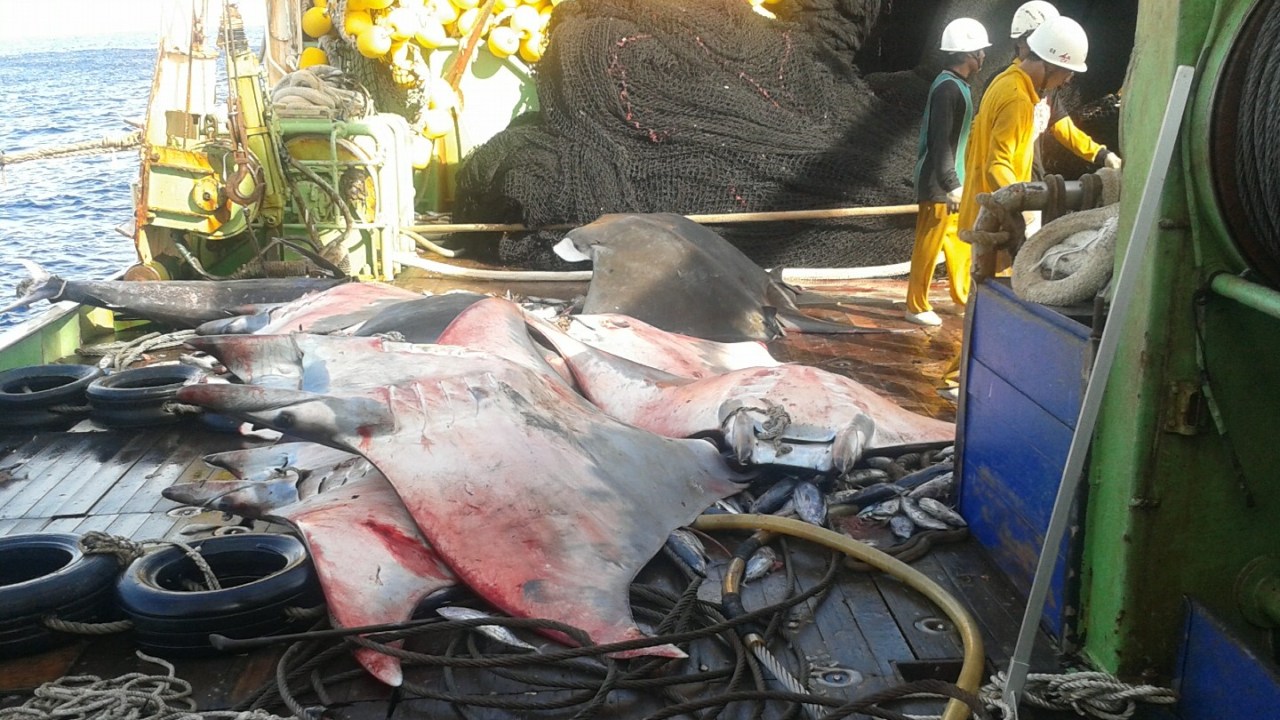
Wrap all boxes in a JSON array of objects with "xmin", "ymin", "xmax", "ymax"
[{"xmin": 1081, "ymin": 0, "xmax": 1280, "ymax": 679}]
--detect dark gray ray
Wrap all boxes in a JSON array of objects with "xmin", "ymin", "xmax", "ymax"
[{"xmin": 554, "ymin": 213, "xmax": 887, "ymax": 342}]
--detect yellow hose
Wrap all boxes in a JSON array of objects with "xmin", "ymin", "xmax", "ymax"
[{"xmin": 692, "ymin": 513, "xmax": 984, "ymax": 720}]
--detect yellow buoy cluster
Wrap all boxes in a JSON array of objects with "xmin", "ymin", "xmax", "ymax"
[
  {"xmin": 747, "ymin": 0, "xmax": 782, "ymax": 20},
  {"xmin": 302, "ymin": 0, "xmax": 560, "ymax": 68}
]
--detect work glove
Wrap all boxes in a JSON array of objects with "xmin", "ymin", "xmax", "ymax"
[
  {"xmin": 945, "ymin": 186, "xmax": 963, "ymax": 213},
  {"xmin": 1104, "ymin": 153, "xmax": 1123, "ymax": 170}
]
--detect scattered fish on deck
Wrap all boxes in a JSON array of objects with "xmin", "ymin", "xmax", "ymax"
[
  {"xmin": 665, "ymin": 528, "xmax": 709, "ymax": 577},
  {"xmin": 435, "ymin": 606, "xmax": 539, "ymax": 652},
  {"xmin": 1, "ymin": 260, "xmax": 346, "ymax": 328},
  {"xmin": 744, "ymin": 546, "xmax": 779, "ymax": 583},
  {"xmin": 552, "ymin": 213, "xmax": 889, "ymax": 342}
]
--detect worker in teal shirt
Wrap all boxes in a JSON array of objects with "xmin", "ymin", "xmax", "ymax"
[{"xmin": 904, "ymin": 18, "xmax": 990, "ymax": 327}]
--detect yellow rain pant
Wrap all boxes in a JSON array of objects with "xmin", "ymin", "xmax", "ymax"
[{"xmin": 906, "ymin": 202, "xmax": 970, "ymax": 315}]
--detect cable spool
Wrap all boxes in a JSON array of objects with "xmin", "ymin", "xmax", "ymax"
[{"xmin": 1212, "ymin": 0, "xmax": 1280, "ymax": 286}]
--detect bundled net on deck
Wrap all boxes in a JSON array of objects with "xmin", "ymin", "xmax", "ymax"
[{"xmin": 452, "ymin": 0, "xmax": 924, "ymax": 269}]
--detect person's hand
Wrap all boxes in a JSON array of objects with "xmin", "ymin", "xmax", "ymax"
[
  {"xmin": 1105, "ymin": 153, "xmax": 1123, "ymax": 170},
  {"xmin": 945, "ymin": 186, "xmax": 963, "ymax": 213}
]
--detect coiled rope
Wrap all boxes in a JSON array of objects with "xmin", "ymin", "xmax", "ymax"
[
  {"xmin": 0, "ymin": 132, "xmax": 141, "ymax": 168},
  {"xmin": 80, "ymin": 530, "xmax": 222, "ymax": 590},
  {"xmin": 0, "ymin": 651, "xmax": 297, "ymax": 720},
  {"xmin": 78, "ymin": 330, "xmax": 200, "ymax": 371},
  {"xmin": 978, "ymin": 670, "xmax": 1176, "ymax": 720}
]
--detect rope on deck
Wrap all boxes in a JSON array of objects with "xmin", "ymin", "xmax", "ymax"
[
  {"xmin": 0, "ymin": 131, "xmax": 142, "ymax": 167},
  {"xmin": 0, "ymin": 651, "xmax": 297, "ymax": 720},
  {"xmin": 80, "ymin": 531, "xmax": 223, "ymax": 591},
  {"xmin": 978, "ymin": 670, "xmax": 1177, "ymax": 720}
]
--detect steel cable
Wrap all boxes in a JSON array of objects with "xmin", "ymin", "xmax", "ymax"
[{"xmin": 1236, "ymin": 0, "xmax": 1280, "ymax": 267}]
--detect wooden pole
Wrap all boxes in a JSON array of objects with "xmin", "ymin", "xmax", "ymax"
[{"xmin": 405, "ymin": 203, "xmax": 920, "ymax": 235}]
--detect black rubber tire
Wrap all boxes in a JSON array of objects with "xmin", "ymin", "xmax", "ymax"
[
  {"xmin": 87, "ymin": 365, "xmax": 204, "ymax": 428},
  {"xmin": 116, "ymin": 534, "xmax": 321, "ymax": 656},
  {"xmin": 0, "ymin": 533, "xmax": 120, "ymax": 658},
  {"xmin": 0, "ymin": 364, "xmax": 101, "ymax": 410}
]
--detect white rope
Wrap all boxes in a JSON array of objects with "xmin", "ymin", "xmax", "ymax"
[
  {"xmin": 0, "ymin": 651, "xmax": 296, "ymax": 720},
  {"xmin": 979, "ymin": 670, "xmax": 1177, "ymax": 720},
  {"xmin": 80, "ymin": 531, "xmax": 222, "ymax": 591},
  {"xmin": 1012, "ymin": 204, "xmax": 1121, "ymax": 306}
]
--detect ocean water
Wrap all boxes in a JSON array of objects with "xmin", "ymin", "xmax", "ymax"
[{"xmin": 0, "ymin": 33, "xmax": 157, "ymax": 331}]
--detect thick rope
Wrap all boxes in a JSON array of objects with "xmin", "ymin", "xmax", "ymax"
[
  {"xmin": 42, "ymin": 616, "xmax": 134, "ymax": 635},
  {"xmin": 0, "ymin": 132, "xmax": 141, "ymax": 167},
  {"xmin": 79, "ymin": 531, "xmax": 222, "ymax": 591},
  {"xmin": 979, "ymin": 670, "xmax": 1176, "ymax": 720},
  {"xmin": 0, "ymin": 651, "xmax": 297, "ymax": 720},
  {"xmin": 1012, "ymin": 204, "xmax": 1121, "ymax": 306}
]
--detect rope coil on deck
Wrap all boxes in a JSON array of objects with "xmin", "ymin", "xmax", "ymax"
[
  {"xmin": 979, "ymin": 670, "xmax": 1176, "ymax": 720},
  {"xmin": 80, "ymin": 531, "xmax": 222, "ymax": 590},
  {"xmin": 0, "ymin": 651, "xmax": 298, "ymax": 720}
]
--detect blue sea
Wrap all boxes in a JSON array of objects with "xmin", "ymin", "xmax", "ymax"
[{"xmin": 0, "ymin": 33, "xmax": 158, "ymax": 331}]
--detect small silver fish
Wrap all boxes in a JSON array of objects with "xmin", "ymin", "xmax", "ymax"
[
  {"xmin": 666, "ymin": 528, "xmax": 709, "ymax": 576},
  {"xmin": 908, "ymin": 471, "xmax": 955, "ymax": 500},
  {"xmin": 862, "ymin": 456, "xmax": 895, "ymax": 471},
  {"xmin": 889, "ymin": 514, "xmax": 916, "ymax": 540},
  {"xmin": 792, "ymin": 481, "xmax": 827, "ymax": 526},
  {"xmin": 936, "ymin": 445, "xmax": 955, "ymax": 460},
  {"xmin": 842, "ymin": 468, "xmax": 890, "ymax": 487},
  {"xmin": 751, "ymin": 477, "xmax": 799, "ymax": 514},
  {"xmin": 918, "ymin": 497, "xmax": 967, "ymax": 527},
  {"xmin": 900, "ymin": 497, "xmax": 950, "ymax": 531},
  {"xmin": 858, "ymin": 497, "xmax": 900, "ymax": 520},
  {"xmin": 745, "ymin": 546, "xmax": 778, "ymax": 582},
  {"xmin": 716, "ymin": 497, "xmax": 743, "ymax": 514},
  {"xmin": 436, "ymin": 606, "xmax": 537, "ymax": 651}
]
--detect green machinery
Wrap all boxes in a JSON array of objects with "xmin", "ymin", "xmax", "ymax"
[
  {"xmin": 1075, "ymin": 0, "xmax": 1280, "ymax": 680},
  {"xmin": 128, "ymin": 2, "xmax": 417, "ymax": 283}
]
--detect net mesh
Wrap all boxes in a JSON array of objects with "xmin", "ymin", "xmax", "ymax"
[
  {"xmin": 451, "ymin": 0, "xmax": 1130, "ymax": 270},
  {"xmin": 454, "ymin": 0, "xmax": 923, "ymax": 269}
]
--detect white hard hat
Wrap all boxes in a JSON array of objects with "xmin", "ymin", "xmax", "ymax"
[
  {"xmin": 1010, "ymin": 1, "xmax": 1059, "ymax": 38},
  {"xmin": 1026, "ymin": 15, "xmax": 1088, "ymax": 72},
  {"xmin": 940, "ymin": 18, "xmax": 991, "ymax": 53}
]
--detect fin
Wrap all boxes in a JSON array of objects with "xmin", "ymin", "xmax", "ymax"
[
  {"xmin": 775, "ymin": 310, "xmax": 896, "ymax": 335},
  {"xmin": 0, "ymin": 260, "xmax": 64, "ymax": 314}
]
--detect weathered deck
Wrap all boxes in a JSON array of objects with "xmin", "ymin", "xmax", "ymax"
[{"xmin": 0, "ymin": 277, "xmax": 1086, "ymax": 719}]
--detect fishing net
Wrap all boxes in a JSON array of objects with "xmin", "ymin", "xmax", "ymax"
[
  {"xmin": 454, "ymin": 0, "xmax": 925, "ymax": 269},
  {"xmin": 451, "ymin": 0, "xmax": 1132, "ymax": 270}
]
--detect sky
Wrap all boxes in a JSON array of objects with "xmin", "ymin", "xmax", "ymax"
[{"xmin": 0, "ymin": 0, "xmax": 268, "ymax": 41}]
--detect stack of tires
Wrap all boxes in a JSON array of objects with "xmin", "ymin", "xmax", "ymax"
[
  {"xmin": 0, "ymin": 365, "xmax": 101, "ymax": 431},
  {"xmin": 0, "ymin": 532, "xmax": 323, "ymax": 659},
  {"xmin": 0, "ymin": 534, "xmax": 119, "ymax": 658},
  {"xmin": 86, "ymin": 364, "xmax": 205, "ymax": 428},
  {"xmin": 115, "ymin": 534, "xmax": 324, "ymax": 657}
]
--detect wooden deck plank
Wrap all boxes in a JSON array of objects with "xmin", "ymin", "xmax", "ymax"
[
  {"xmin": 24, "ymin": 431, "xmax": 162, "ymax": 520},
  {"xmin": 871, "ymin": 557, "xmax": 967, "ymax": 663},
  {"xmin": 0, "ymin": 433, "xmax": 127, "ymax": 520},
  {"xmin": 0, "ymin": 433, "xmax": 56, "ymax": 473},
  {"xmin": 46, "ymin": 431, "xmax": 164, "ymax": 519},
  {"xmin": 0, "ymin": 434, "xmax": 76, "ymax": 511},
  {"xmin": 87, "ymin": 428, "xmax": 193, "ymax": 515}
]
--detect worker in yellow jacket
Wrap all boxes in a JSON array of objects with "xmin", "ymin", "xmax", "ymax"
[
  {"xmin": 939, "ymin": 15, "xmax": 1091, "ymax": 400},
  {"xmin": 1009, "ymin": 1, "xmax": 1122, "ymax": 189}
]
